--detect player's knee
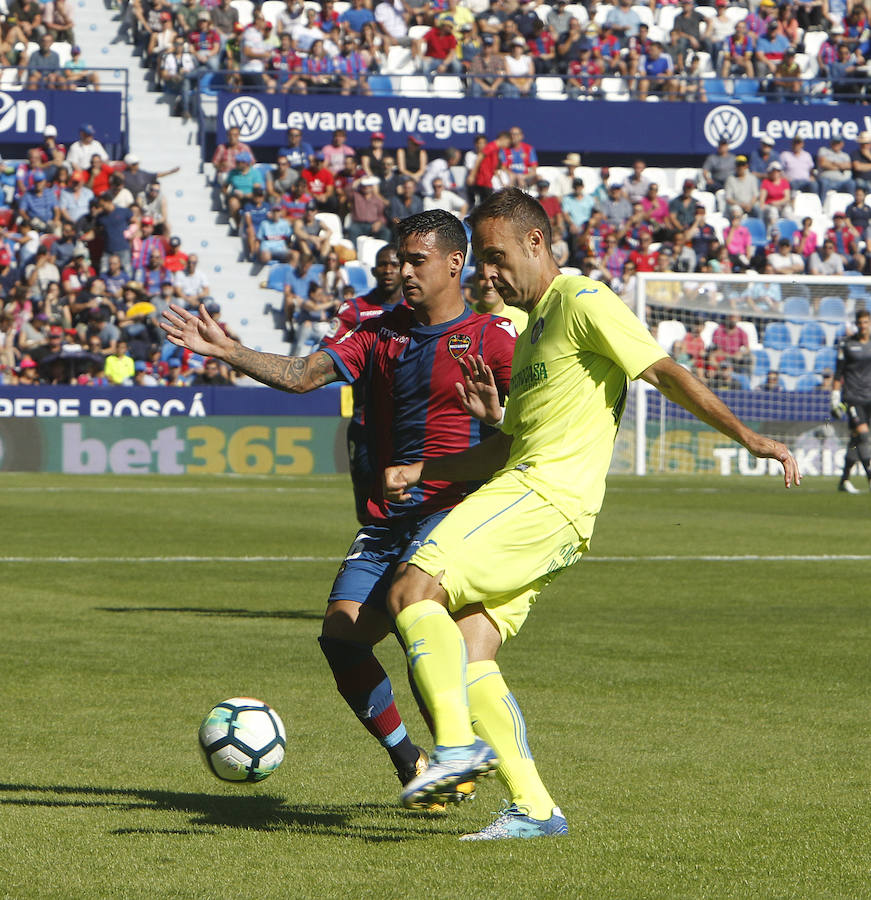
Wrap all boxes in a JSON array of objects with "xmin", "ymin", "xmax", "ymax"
[
  {"xmin": 857, "ymin": 433, "xmax": 871, "ymax": 458},
  {"xmin": 386, "ymin": 566, "xmax": 436, "ymax": 618}
]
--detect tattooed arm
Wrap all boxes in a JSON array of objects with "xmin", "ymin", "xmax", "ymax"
[{"xmin": 161, "ymin": 303, "xmax": 339, "ymax": 392}]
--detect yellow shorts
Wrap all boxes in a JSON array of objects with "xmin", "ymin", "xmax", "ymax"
[{"xmin": 409, "ymin": 470, "xmax": 592, "ymax": 643}]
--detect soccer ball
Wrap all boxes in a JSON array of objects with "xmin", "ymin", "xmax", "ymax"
[{"xmin": 198, "ymin": 697, "xmax": 286, "ymax": 783}]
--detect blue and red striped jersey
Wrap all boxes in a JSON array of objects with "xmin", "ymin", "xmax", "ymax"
[
  {"xmin": 323, "ymin": 304, "xmax": 517, "ymax": 524},
  {"xmin": 320, "ymin": 290, "xmax": 404, "ymax": 424}
]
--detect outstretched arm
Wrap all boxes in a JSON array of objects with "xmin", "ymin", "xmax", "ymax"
[
  {"xmin": 161, "ymin": 303, "xmax": 339, "ymax": 393},
  {"xmin": 640, "ymin": 356, "xmax": 801, "ymax": 488}
]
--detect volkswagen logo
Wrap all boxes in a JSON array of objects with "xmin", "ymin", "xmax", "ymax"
[
  {"xmin": 223, "ymin": 96, "xmax": 268, "ymax": 142},
  {"xmin": 703, "ymin": 105, "xmax": 748, "ymax": 150}
]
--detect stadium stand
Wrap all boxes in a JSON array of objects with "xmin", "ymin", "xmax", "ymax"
[{"xmin": 2, "ymin": 0, "xmax": 870, "ymax": 392}]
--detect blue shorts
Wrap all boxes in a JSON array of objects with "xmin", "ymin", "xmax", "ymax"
[{"xmin": 328, "ymin": 508, "xmax": 451, "ymax": 610}]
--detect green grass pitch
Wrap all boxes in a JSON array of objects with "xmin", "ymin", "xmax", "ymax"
[{"xmin": 1, "ymin": 472, "xmax": 869, "ymax": 899}]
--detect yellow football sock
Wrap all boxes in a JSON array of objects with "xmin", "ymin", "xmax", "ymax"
[
  {"xmin": 395, "ymin": 600, "xmax": 476, "ymax": 748},
  {"xmin": 467, "ymin": 659, "xmax": 556, "ymax": 821}
]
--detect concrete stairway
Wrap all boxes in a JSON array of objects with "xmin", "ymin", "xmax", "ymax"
[{"xmin": 75, "ymin": 0, "xmax": 288, "ymax": 353}]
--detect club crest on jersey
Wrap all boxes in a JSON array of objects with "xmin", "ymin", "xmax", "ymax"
[
  {"xmin": 530, "ymin": 317, "xmax": 545, "ymax": 344},
  {"xmin": 448, "ymin": 333, "xmax": 472, "ymax": 358}
]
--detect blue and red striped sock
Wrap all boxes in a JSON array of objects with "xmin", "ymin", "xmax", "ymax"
[{"xmin": 319, "ymin": 636, "xmax": 420, "ymax": 772}]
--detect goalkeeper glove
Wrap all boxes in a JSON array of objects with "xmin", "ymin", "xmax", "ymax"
[{"xmin": 831, "ymin": 389, "xmax": 846, "ymax": 420}]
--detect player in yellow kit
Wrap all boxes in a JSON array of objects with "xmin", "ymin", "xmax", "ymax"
[{"xmin": 383, "ymin": 188, "xmax": 801, "ymax": 841}]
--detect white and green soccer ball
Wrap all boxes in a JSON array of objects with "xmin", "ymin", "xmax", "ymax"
[{"xmin": 198, "ymin": 697, "xmax": 286, "ymax": 783}]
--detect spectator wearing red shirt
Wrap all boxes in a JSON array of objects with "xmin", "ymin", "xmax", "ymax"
[
  {"xmin": 758, "ymin": 161, "xmax": 792, "ymax": 228},
  {"xmin": 628, "ymin": 231, "xmax": 659, "ymax": 271},
  {"xmin": 527, "ymin": 20, "xmax": 556, "ymax": 73},
  {"xmin": 164, "ymin": 236, "xmax": 188, "ymax": 272},
  {"xmin": 567, "ymin": 49, "xmax": 603, "ymax": 98},
  {"xmin": 469, "ymin": 130, "xmax": 510, "ymax": 206},
  {"xmin": 282, "ymin": 179, "xmax": 314, "ymax": 219},
  {"xmin": 500, "ymin": 125, "xmax": 538, "ymax": 188},
  {"xmin": 535, "ymin": 179, "xmax": 562, "ymax": 227},
  {"xmin": 826, "ymin": 211, "xmax": 860, "ymax": 260},
  {"xmin": 190, "ymin": 11, "xmax": 222, "ymax": 70},
  {"xmin": 270, "ymin": 32, "xmax": 303, "ymax": 93},
  {"xmin": 683, "ymin": 319, "xmax": 707, "ymax": 367},
  {"xmin": 301, "ymin": 152, "xmax": 337, "ymax": 212},
  {"xmin": 416, "ymin": 16, "xmax": 460, "ymax": 78}
]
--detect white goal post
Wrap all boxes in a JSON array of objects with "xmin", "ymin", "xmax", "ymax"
[{"xmin": 612, "ymin": 272, "xmax": 871, "ymax": 477}]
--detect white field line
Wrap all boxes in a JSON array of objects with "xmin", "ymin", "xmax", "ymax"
[{"xmin": 0, "ymin": 554, "xmax": 869, "ymax": 564}]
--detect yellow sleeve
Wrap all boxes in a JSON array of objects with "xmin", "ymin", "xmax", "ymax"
[{"xmin": 562, "ymin": 279, "xmax": 667, "ymax": 380}]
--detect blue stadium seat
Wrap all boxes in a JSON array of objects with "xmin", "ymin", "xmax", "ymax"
[
  {"xmin": 705, "ymin": 78, "xmax": 733, "ymax": 102},
  {"xmin": 773, "ymin": 219, "xmax": 799, "ymax": 244},
  {"xmin": 779, "ymin": 346, "xmax": 808, "ymax": 376},
  {"xmin": 343, "ymin": 263, "xmax": 370, "ymax": 294},
  {"xmin": 783, "ymin": 296, "xmax": 811, "ymax": 320},
  {"xmin": 795, "ymin": 373, "xmax": 822, "ymax": 392},
  {"xmin": 266, "ymin": 263, "xmax": 293, "ymax": 291},
  {"xmin": 744, "ymin": 217, "xmax": 768, "ymax": 249},
  {"xmin": 367, "ymin": 75, "xmax": 394, "ymax": 96},
  {"xmin": 733, "ymin": 78, "xmax": 763, "ymax": 102},
  {"xmin": 798, "ymin": 321, "xmax": 826, "ymax": 350},
  {"xmin": 763, "ymin": 322, "xmax": 792, "ymax": 351},
  {"xmin": 733, "ymin": 372, "xmax": 751, "ymax": 390},
  {"xmin": 817, "ymin": 296, "xmax": 846, "ymax": 323},
  {"xmin": 814, "ymin": 346, "xmax": 837, "ymax": 372},
  {"xmin": 752, "ymin": 348, "xmax": 770, "ymax": 375}
]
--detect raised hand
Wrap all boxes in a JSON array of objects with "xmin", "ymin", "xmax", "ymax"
[
  {"xmin": 455, "ymin": 354, "xmax": 503, "ymax": 426},
  {"xmin": 160, "ymin": 303, "xmax": 234, "ymax": 359}
]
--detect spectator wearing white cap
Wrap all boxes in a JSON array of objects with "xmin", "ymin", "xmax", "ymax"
[
  {"xmin": 852, "ymin": 131, "xmax": 871, "ymax": 192},
  {"xmin": 41, "ymin": 125, "xmax": 67, "ymax": 169},
  {"xmin": 66, "ymin": 124, "xmax": 109, "ymax": 172}
]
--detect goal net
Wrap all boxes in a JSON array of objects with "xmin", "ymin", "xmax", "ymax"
[{"xmin": 617, "ymin": 272, "xmax": 871, "ymax": 478}]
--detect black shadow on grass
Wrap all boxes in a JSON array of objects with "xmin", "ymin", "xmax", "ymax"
[
  {"xmin": 96, "ymin": 606, "xmax": 323, "ymax": 621},
  {"xmin": 0, "ymin": 783, "xmax": 439, "ymax": 842}
]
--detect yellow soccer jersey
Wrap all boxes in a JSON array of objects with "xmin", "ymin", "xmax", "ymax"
[
  {"xmin": 500, "ymin": 274, "xmax": 667, "ymax": 526},
  {"xmin": 474, "ymin": 301, "xmax": 529, "ymax": 335}
]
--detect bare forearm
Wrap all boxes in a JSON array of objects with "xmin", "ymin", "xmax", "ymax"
[
  {"xmin": 642, "ymin": 357, "xmax": 753, "ymax": 448},
  {"xmin": 223, "ymin": 344, "xmax": 337, "ymax": 393},
  {"xmin": 421, "ymin": 431, "xmax": 512, "ymax": 483}
]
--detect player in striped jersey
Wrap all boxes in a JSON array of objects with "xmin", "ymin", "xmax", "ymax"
[{"xmin": 161, "ymin": 210, "xmax": 519, "ymax": 792}]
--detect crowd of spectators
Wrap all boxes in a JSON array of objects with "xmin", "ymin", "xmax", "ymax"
[
  {"xmin": 0, "ymin": 123, "xmax": 240, "ymax": 386},
  {"xmin": 0, "ymin": 1, "xmax": 104, "ymax": 90},
  {"xmin": 208, "ymin": 113, "xmax": 869, "ymax": 385},
  {"xmin": 115, "ymin": 0, "xmax": 871, "ymax": 111}
]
